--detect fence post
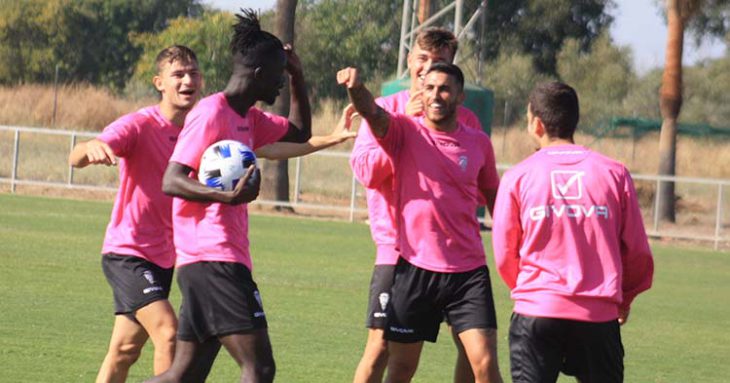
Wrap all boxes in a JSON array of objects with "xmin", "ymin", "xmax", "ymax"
[
  {"xmin": 10, "ymin": 129, "xmax": 20, "ymax": 193},
  {"xmin": 349, "ymin": 176, "xmax": 358, "ymax": 223},
  {"xmin": 715, "ymin": 184, "xmax": 724, "ymax": 251},
  {"xmin": 653, "ymin": 178, "xmax": 661, "ymax": 233},
  {"xmin": 293, "ymin": 156, "xmax": 302, "ymax": 204},
  {"xmin": 68, "ymin": 133, "xmax": 77, "ymax": 186}
]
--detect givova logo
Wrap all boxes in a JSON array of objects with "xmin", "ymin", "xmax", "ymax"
[{"xmin": 551, "ymin": 170, "xmax": 584, "ymax": 200}]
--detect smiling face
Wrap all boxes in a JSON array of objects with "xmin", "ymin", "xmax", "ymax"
[
  {"xmin": 407, "ymin": 43, "xmax": 455, "ymax": 92},
  {"xmin": 154, "ymin": 58, "xmax": 202, "ymax": 111},
  {"xmin": 421, "ymin": 70, "xmax": 464, "ymax": 126}
]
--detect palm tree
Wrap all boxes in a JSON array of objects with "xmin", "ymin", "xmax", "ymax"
[
  {"xmin": 657, "ymin": 0, "xmax": 702, "ymax": 222},
  {"xmin": 261, "ymin": 0, "xmax": 298, "ymax": 211}
]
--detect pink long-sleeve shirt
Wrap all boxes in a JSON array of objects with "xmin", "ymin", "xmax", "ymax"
[
  {"xmin": 98, "ymin": 105, "xmax": 181, "ymax": 269},
  {"xmin": 349, "ymin": 90, "xmax": 482, "ymax": 265},
  {"xmin": 492, "ymin": 145, "xmax": 654, "ymax": 322},
  {"xmin": 373, "ymin": 114, "xmax": 499, "ymax": 273}
]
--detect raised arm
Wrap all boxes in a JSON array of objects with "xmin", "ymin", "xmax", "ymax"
[
  {"xmin": 161, "ymin": 162, "xmax": 260, "ymax": 205},
  {"xmin": 336, "ymin": 67, "xmax": 390, "ymax": 138},
  {"xmin": 256, "ymin": 104, "xmax": 357, "ymax": 160},
  {"xmin": 68, "ymin": 139, "xmax": 117, "ymax": 168},
  {"xmin": 278, "ymin": 45, "xmax": 312, "ymax": 143}
]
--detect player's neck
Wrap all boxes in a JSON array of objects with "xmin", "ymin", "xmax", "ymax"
[
  {"xmin": 223, "ymin": 78, "xmax": 257, "ymax": 118},
  {"xmin": 541, "ymin": 137, "xmax": 574, "ymax": 148},
  {"xmin": 158, "ymin": 101, "xmax": 188, "ymax": 127},
  {"xmin": 424, "ymin": 116, "xmax": 458, "ymax": 133}
]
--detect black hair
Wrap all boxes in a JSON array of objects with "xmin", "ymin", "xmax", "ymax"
[
  {"xmin": 230, "ymin": 8, "xmax": 284, "ymax": 67},
  {"xmin": 528, "ymin": 82, "xmax": 580, "ymax": 139},
  {"xmin": 425, "ymin": 62, "xmax": 465, "ymax": 91}
]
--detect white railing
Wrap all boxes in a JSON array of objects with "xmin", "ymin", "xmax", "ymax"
[{"xmin": 1, "ymin": 125, "xmax": 727, "ymax": 250}]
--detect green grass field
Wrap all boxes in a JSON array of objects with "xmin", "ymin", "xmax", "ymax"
[{"xmin": 1, "ymin": 193, "xmax": 729, "ymax": 382}]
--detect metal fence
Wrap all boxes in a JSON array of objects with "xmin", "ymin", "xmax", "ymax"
[{"xmin": 1, "ymin": 124, "xmax": 728, "ymax": 250}]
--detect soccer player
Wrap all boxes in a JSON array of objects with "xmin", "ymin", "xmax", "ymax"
[
  {"xmin": 339, "ymin": 63, "xmax": 503, "ymax": 383},
  {"xmin": 68, "ymin": 45, "xmax": 201, "ymax": 382},
  {"xmin": 349, "ymin": 27, "xmax": 483, "ymax": 383},
  {"xmin": 491, "ymin": 81, "xmax": 654, "ymax": 383},
  {"xmin": 144, "ymin": 10, "xmax": 314, "ymax": 383}
]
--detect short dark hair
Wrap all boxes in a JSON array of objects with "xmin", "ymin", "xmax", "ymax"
[
  {"xmin": 425, "ymin": 62, "xmax": 464, "ymax": 91},
  {"xmin": 155, "ymin": 45, "xmax": 198, "ymax": 73},
  {"xmin": 528, "ymin": 82, "xmax": 580, "ymax": 139},
  {"xmin": 230, "ymin": 8, "xmax": 284, "ymax": 67},
  {"xmin": 414, "ymin": 27, "xmax": 458, "ymax": 58}
]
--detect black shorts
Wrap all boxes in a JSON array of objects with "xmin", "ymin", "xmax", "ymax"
[
  {"xmin": 101, "ymin": 253, "xmax": 173, "ymax": 318},
  {"xmin": 509, "ymin": 313, "xmax": 624, "ymax": 383},
  {"xmin": 384, "ymin": 259, "xmax": 498, "ymax": 343},
  {"xmin": 176, "ymin": 261, "xmax": 268, "ymax": 342},
  {"xmin": 365, "ymin": 264, "xmax": 396, "ymax": 329}
]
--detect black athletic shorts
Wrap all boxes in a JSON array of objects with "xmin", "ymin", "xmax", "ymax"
[
  {"xmin": 176, "ymin": 261, "xmax": 268, "ymax": 342},
  {"xmin": 384, "ymin": 258, "xmax": 498, "ymax": 343},
  {"xmin": 509, "ymin": 313, "xmax": 624, "ymax": 383},
  {"xmin": 365, "ymin": 264, "xmax": 396, "ymax": 329},
  {"xmin": 101, "ymin": 253, "xmax": 173, "ymax": 318}
]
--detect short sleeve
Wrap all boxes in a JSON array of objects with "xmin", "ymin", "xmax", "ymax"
[
  {"xmin": 250, "ymin": 108, "xmax": 289, "ymax": 149},
  {"xmin": 170, "ymin": 107, "xmax": 219, "ymax": 171},
  {"xmin": 97, "ymin": 114, "xmax": 140, "ymax": 158}
]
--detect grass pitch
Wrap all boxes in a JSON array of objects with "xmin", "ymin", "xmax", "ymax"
[{"xmin": 1, "ymin": 193, "xmax": 729, "ymax": 382}]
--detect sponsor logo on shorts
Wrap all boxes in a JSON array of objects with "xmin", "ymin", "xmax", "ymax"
[
  {"xmin": 254, "ymin": 311, "xmax": 266, "ymax": 318},
  {"xmin": 389, "ymin": 326, "xmax": 415, "ymax": 334},
  {"xmin": 142, "ymin": 270, "xmax": 156, "ymax": 285},
  {"xmin": 143, "ymin": 286, "xmax": 163, "ymax": 294},
  {"xmin": 378, "ymin": 292, "xmax": 390, "ymax": 311},
  {"xmin": 254, "ymin": 290, "xmax": 264, "ymax": 309},
  {"xmin": 373, "ymin": 312, "xmax": 387, "ymax": 318}
]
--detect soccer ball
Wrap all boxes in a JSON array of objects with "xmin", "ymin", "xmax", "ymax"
[{"xmin": 198, "ymin": 140, "xmax": 257, "ymax": 191}]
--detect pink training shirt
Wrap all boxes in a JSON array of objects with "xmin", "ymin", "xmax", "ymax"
[
  {"xmin": 374, "ymin": 113, "xmax": 499, "ymax": 273},
  {"xmin": 349, "ymin": 90, "xmax": 482, "ymax": 265},
  {"xmin": 169, "ymin": 92, "xmax": 289, "ymax": 270},
  {"xmin": 98, "ymin": 105, "xmax": 181, "ymax": 269},
  {"xmin": 492, "ymin": 145, "xmax": 654, "ymax": 322}
]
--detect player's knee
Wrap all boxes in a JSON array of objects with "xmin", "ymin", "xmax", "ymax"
[
  {"xmin": 388, "ymin": 358, "xmax": 418, "ymax": 382},
  {"xmin": 111, "ymin": 341, "xmax": 144, "ymax": 367},
  {"xmin": 253, "ymin": 358, "xmax": 276, "ymax": 382}
]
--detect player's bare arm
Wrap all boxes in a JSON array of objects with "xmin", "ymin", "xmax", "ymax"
[
  {"xmin": 336, "ymin": 67, "xmax": 389, "ymax": 138},
  {"xmin": 68, "ymin": 139, "xmax": 117, "ymax": 168},
  {"xmin": 278, "ymin": 45, "xmax": 312, "ymax": 143},
  {"xmin": 162, "ymin": 162, "xmax": 260, "ymax": 205},
  {"xmin": 256, "ymin": 104, "xmax": 357, "ymax": 160}
]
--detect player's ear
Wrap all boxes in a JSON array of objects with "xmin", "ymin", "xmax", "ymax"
[
  {"xmin": 153, "ymin": 75, "xmax": 164, "ymax": 92},
  {"xmin": 457, "ymin": 90, "xmax": 466, "ymax": 104},
  {"xmin": 533, "ymin": 116, "xmax": 546, "ymax": 138}
]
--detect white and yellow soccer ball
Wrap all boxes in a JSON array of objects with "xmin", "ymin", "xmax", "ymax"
[{"xmin": 198, "ymin": 140, "xmax": 257, "ymax": 191}]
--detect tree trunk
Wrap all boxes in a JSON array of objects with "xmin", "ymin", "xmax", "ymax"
[
  {"xmin": 261, "ymin": 0, "xmax": 298, "ymax": 211},
  {"xmin": 657, "ymin": 0, "xmax": 684, "ymax": 223}
]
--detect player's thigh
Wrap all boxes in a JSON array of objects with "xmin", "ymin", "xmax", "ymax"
[
  {"xmin": 219, "ymin": 329, "xmax": 274, "ymax": 368},
  {"xmin": 135, "ymin": 299, "xmax": 177, "ymax": 342},
  {"xmin": 384, "ymin": 260, "xmax": 441, "ymax": 343},
  {"xmin": 509, "ymin": 313, "xmax": 564, "ymax": 383},
  {"xmin": 443, "ymin": 266, "xmax": 498, "ymax": 335}
]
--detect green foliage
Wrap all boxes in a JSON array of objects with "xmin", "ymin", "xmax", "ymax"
[
  {"xmin": 294, "ymin": 0, "xmax": 401, "ymax": 101},
  {"xmin": 482, "ymin": 52, "xmax": 554, "ymax": 125},
  {"xmin": 129, "ymin": 11, "xmax": 234, "ymax": 97},
  {"xmin": 682, "ymin": 55, "xmax": 730, "ymax": 127},
  {"xmin": 557, "ymin": 33, "xmax": 636, "ymax": 127},
  {"xmin": 0, "ymin": 0, "xmax": 201, "ymax": 90},
  {"xmin": 479, "ymin": 0, "xmax": 615, "ymax": 75}
]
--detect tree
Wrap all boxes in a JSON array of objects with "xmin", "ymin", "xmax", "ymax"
[
  {"xmin": 478, "ymin": 0, "xmax": 615, "ymax": 75},
  {"xmin": 657, "ymin": 0, "xmax": 703, "ymax": 222},
  {"xmin": 261, "ymin": 0, "xmax": 299, "ymax": 209},
  {"xmin": 129, "ymin": 11, "xmax": 234, "ymax": 97}
]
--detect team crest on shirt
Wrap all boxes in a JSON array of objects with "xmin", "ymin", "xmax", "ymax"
[
  {"xmin": 458, "ymin": 156, "xmax": 468, "ymax": 172},
  {"xmin": 142, "ymin": 270, "xmax": 156, "ymax": 285},
  {"xmin": 378, "ymin": 292, "xmax": 390, "ymax": 311}
]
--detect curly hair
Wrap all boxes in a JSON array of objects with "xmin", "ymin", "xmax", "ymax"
[{"xmin": 230, "ymin": 8, "xmax": 284, "ymax": 66}]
